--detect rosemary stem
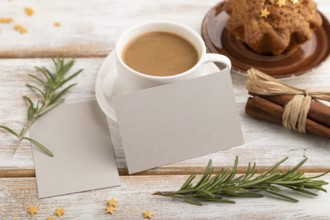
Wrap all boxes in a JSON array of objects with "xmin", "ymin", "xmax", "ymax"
[
  {"xmin": 153, "ymin": 191, "xmax": 176, "ymax": 196},
  {"xmin": 153, "ymin": 157, "xmax": 329, "ymax": 206},
  {"xmin": 13, "ymin": 120, "xmax": 33, "ymax": 154},
  {"xmin": 3, "ymin": 58, "xmax": 82, "ymax": 157}
]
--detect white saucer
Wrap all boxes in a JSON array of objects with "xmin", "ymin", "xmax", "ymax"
[{"xmin": 95, "ymin": 51, "xmax": 221, "ymax": 122}]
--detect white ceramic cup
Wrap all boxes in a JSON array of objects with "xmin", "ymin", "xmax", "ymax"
[{"xmin": 102, "ymin": 21, "xmax": 231, "ymax": 97}]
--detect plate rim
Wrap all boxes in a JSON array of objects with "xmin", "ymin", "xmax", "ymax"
[{"xmin": 95, "ymin": 51, "xmax": 118, "ymax": 122}]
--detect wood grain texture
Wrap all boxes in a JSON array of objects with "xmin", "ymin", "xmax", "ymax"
[
  {"xmin": 0, "ymin": 0, "xmax": 328, "ymax": 58},
  {"xmin": 0, "ymin": 0, "xmax": 218, "ymax": 58},
  {"xmin": 0, "ymin": 58, "xmax": 329, "ymax": 177},
  {"xmin": 1, "ymin": 175, "xmax": 330, "ymax": 219}
]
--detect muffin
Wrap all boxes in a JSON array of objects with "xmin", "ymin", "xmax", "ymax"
[{"xmin": 224, "ymin": 0, "xmax": 322, "ymax": 55}]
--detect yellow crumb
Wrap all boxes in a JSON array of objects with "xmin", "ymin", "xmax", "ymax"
[
  {"xmin": 106, "ymin": 206, "xmax": 116, "ymax": 215},
  {"xmin": 25, "ymin": 7, "xmax": 34, "ymax": 16},
  {"xmin": 54, "ymin": 208, "xmax": 65, "ymax": 217},
  {"xmin": 14, "ymin": 24, "xmax": 27, "ymax": 34},
  {"xmin": 47, "ymin": 217, "xmax": 55, "ymax": 220},
  {"xmin": 143, "ymin": 210, "xmax": 153, "ymax": 219},
  {"xmin": 27, "ymin": 206, "xmax": 38, "ymax": 216},
  {"xmin": 107, "ymin": 198, "xmax": 118, "ymax": 207},
  {"xmin": 0, "ymin": 17, "xmax": 13, "ymax": 24},
  {"xmin": 54, "ymin": 21, "xmax": 61, "ymax": 27}
]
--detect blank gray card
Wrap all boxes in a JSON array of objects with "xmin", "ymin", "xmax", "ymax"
[
  {"xmin": 30, "ymin": 101, "xmax": 120, "ymax": 198},
  {"xmin": 113, "ymin": 72, "xmax": 244, "ymax": 174}
]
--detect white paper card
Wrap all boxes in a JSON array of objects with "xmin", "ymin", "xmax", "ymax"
[
  {"xmin": 113, "ymin": 72, "xmax": 244, "ymax": 174},
  {"xmin": 30, "ymin": 101, "xmax": 121, "ymax": 198}
]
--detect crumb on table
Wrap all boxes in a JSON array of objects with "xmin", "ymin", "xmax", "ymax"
[
  {"xmin": 143, "ymin": 210, "xmax": 154, "ymax": 219},
  {"xmin": 25, "ymin": 7, "xmax": 34, "ymax": 16},
  {"xmin": 27, "ymin": 206, "xmax": 38, "ymax": 216},
  {"xmin": 54, "ymin": 208, "xmax": 65, "ymax": 217},
  {"xmin": 14, "ymin": 24, "xmax": 28, "ymax": 34},
  {"xmin": 107, "ymin": 198, "xmax": 118, "ymax": 207},
  {"xmin": 106, "ymin": 206, "xmax": 116, "ymax": 215},
  {"xmin": 54, "ymin": 21, "xmax": 62, "ymax": 27},
  {"xmin": 0, "ymin": 17, "xmax": 14, "ymax": 23}
]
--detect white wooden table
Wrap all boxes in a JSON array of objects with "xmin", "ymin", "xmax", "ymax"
[{"xmin": 0, "ymin": 0, "xmax": 329, "ymax": 219}]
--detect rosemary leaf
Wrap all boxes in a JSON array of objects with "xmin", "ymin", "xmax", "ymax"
[
  {"xmin": 59, "ymin": 69, "xmax": 83, "ymax": 87},
  {"xmin": 35, "ymin": 66, "xmax": 51, "ymax": 81},
  {"xmin": 38, "ymin": 99, "xmax": 65, "ymax": 116},
  {"xmin": 180, "ymin": 174, "xmax": 196, "ymax": 191},
  {"xmin": 281, "ymin": 157, "xmax": 308, "ymax": 178},
  {"xmin": 282, "ymin": 186, "xmax": 318, "ymax": 196},
  {"xmin": 201, "ymin": 198, "xmax": 235, "ymax": 204},
  {"xmin": 28, "ymin": 74, "xmax": 45, "ymax": 84},
  {"xmin": 26, "ymin": 83, "xmax": 46, "ymax": 98},
  {"xmin": 183, "ymin": 198, "xmax": 203, "ymax": 206},
  {"xmin": 22, "ymin": 137, "xmax": 54, "ymax": 157},
  {"xmin": 0, "ymin": 126, "xmax": 19, "ymax": 137},
  {"xmin": 265, "ymin": 190, "xmax": 298, "ymax": 203},
  {"xmin": 52, "ymin": 84, "xmax": 77, "ymax": 103}
]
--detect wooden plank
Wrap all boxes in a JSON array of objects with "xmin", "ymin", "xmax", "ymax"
[
  {"xmin": 0, "ymin": 58, "xmax": 330, "ymax": 177},
  {"xmin": 1, "ymin": 166, "xmax": 329, "ymax": 178},
  {"xmin": 0, "ymin": 0, "xmax": 329, "ymax": 58},
  {"xmin": 0, "ymin": 175, "xmax": 329, "ymax": 219}
]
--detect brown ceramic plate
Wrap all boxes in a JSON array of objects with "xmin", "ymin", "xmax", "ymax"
[{"xmin": 201, "ymin": 2, "xmax": 330, "ymax": 78}]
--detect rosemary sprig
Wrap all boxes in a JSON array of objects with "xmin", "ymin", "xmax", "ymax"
[
  {"xmin": 154, "ymin": 157, "xmax": 329, "ymax": 206},
  {"xmin": 0, "ymin": 58, "xmax": 82, "ymax": 157}
]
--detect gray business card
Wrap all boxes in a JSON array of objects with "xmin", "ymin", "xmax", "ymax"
[
  {"xmin": 30, "ymin": 101, "xmax": 121, "ymax": 198},
  {"xmin": 113, "ymin": 72, "xmax": 244, "ymax": 174}
]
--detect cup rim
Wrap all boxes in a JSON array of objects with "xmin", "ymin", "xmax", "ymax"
[{"xmin": 115, "ymin": 21, "xmax": 206, "ymax": 80}]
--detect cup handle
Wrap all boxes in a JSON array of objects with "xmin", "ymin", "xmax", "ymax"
[{"xmin": 202, "ymin": 53, "xmax": 232, "ymax": 71}]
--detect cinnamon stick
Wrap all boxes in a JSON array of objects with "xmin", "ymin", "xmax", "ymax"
[
  {"xmin": 249, "ymin": 93, "xmax": 330, "ymax": 127},
  {"xmin": 245, "ymin": 98, "xmax": 282, "ymax": 125},
  {"xmin": 246, "ymin": 96, "xmax": 330, "ymax": 139}
]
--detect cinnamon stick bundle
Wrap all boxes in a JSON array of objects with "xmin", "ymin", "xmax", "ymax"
[
  {"xmin": 249, "ymin": 93, "xmax": 330, "ymax": 127},
  {"xmin": 245, "ymin": 68, "xmax": 330, "ymax": 139},
  {"xmin": 246, "ymin": 96, "xmax": 330, "ymax": 139}
]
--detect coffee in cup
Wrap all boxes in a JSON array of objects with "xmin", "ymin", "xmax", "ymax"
[{"xmin": 122, "ymin": 32, "xmax": 199, "ymax": 77}]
